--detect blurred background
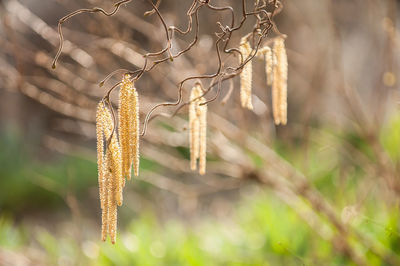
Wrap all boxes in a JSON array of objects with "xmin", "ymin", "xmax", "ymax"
[{"xmin": 0, "ymin": 0, "xmax": 400, "ymax": 265}]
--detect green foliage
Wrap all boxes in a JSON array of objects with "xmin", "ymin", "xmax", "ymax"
[
  {"xmin": 381, "ymin": 112, "xmax": 400, "ymax": 162},
  {"xmin": 0, "ymin": 129, "xmax": 96, "ymax": 213},
  {"xmin": 1, "ymin": 116, "xmax": 400, "ymax": 265}
]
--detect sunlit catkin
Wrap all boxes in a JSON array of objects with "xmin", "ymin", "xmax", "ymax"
[
  {"xmin": 106, "ymin": 148, "xmax": 118, "ymax": 244},
  {"xmin": 198, "ymin": 103, "xmax": 207, "ymax": 175},
  {"xmin": 101, "ymin": 151, "xmax": 110, "ymax": 241},
  {"xmin": 272, "ymin": 37, "xmax": 288, "ymax": 125},
  {"xmin": 189, "ymin": 83, "xmax": 207, "ymax": 174},
  {"xmin": 119, "ymin": 74, "xmax": 140, "ymax": 180},
  {"xmin": 119, "ymin": 75, "xmax": 130, "ymax": 181},
  {"xmin": 131, "ymin": 89, "xmax": 140, "ymax": 177},
  {"xmin": 239, "ymin": 38, "xmax": 253, "ymax": 110},
  {"xmin": 96, "ymin": 102, "xmax": 121, "ymax": 243},
  {"xmin": 102, "ymin": 105, "xmax": 123, "ymax": 207},
  {"xmin": 96, "ymin": 103, "xmax": 106, "ymax": 210},
  {"xmin": 271, "ymin": 51, "xmax": 280, "ymax": 125},
  {"xmin": 189, "ymin": 84, "xmax": 201, "ymax": 170}
]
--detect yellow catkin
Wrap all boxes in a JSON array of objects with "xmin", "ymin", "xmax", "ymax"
[
  {"xmin": 239, "ymin": 38, "xmax": 253, "ymax": 110},
  {"xmin": 189, "ymin": 83, "xmax": 207, "ymax": 174},
  {"xmin": 273, "ymin": 37, "xmax": 288, "ymax": 125},
  {"xmin": 101, "ymin": 152, "xmax": 111, "ymax": 242},
  {"xmin": 106, "ymin": 148, "xmax": 118, "ymax": 244},
  {"xmin": 119, "ymin": 75, "xmax": 131, "ymax": 181},
  {"xmin": 119, "ymin": 74, "xmax": 140, "ymax": 179},
  {"xmin": 198, "ymin": 103, "xmax": 207, "ymax": 175},
  {"xmin": 189, "ymin": 84, "xmax": 202, "ymax": 170},
  {"xmin": 96, "ymin": 102, "xmax": 109, "ymax": 241},
  {"xmin": 103, "ymin": 106, "xmax": 123, "ymax": 207},
  {"xmin": 96, "ymin": 103, "xmax": 105, "ymax": 210},
  {"xmin": 131, "ymin": 89, "xmax": 140, "ymax": 177},
  {"xmin": 101, "ymin": 105, "xmax": 121, "ymax": 243},
  {"xmin": 271, "ymin": 51, "xmax": 280, "ymax": 125},
  {"xmin": 272, "ymin": 37, "xmax": 288, "ymax": 125}
]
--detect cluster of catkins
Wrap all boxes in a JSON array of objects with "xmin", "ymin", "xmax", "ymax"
[
  {"xmin": 96, "ymin": 76, "xmax": 209, "ymax": 243},
  {"xmin": 96, "ymin": 74, "xmax": 139, "ymax": 244},
  {"xmin": 96, "ymin": 36, "xmax": 288, "ymax": 243},
  {"xmin": 239, "ymin": 36, "xmax": 288, "ymax": 125}
]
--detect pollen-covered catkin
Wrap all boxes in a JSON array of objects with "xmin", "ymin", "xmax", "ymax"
[
  {"xmin": 271, "ymin": 52, "xmax": 280, "ymax": 125},
  {"xmin": 96, "ymin": 103, "xmax": 106, "ymax": 210},
  {"xmin": 239, "ymin": 38, "xmax": 253, "ymax": 110},
  {"xmin": 103, "ymin": 106, "xmax": 123, "ymax": 207},
  {"xmin": 189, "ymin": 83, "xmax": 207, "ymax": 174},
  {"xmin": 106, "ymin": 148, "xmax": 118, "ymax": 244},
  {"xmin": 189, "ymin": 84, "xmax": 202, "ymax": 170},
  {"xmin": 103, "ymin": 104, "xmax": 121, "ymax": 243},
  {"xmin": 119, "ymin": 75, "xmax": 131, "ymax": 181},
  {"xmin": 96, "ymin": 102, "xmax": 120, "ymax": 242},
  {"xmin": 272, "ymin": 37, "xmax": 288, "ymax": 125},
  {"xmin": 101, "ymin": 152, "xmax": 110, "ymax": 241},
  {"xmin": 119, "ymin": 74, "xmax": 140, "ymax": 179},
  {"xmin": 131, "ymin": 89, "xmax": 140, "ymax": 177},
  {"xmin": 198, "ymin": 103, "xmax": 207, "ymax": 175},
  {"xmin": 96, "ymin": 102, "xmax": 109, "ymax": 241}
]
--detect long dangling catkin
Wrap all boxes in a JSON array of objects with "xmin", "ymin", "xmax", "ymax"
[
  {"xmin": 96, "ymin": 103, "xmax": 106, "ymax": 210},
  {"xmin": 106, "ymin": 148, "xmax": 118, "ymax": 244},
  {"xmin": 189, "ymin": 83, "xmax": 207, "ymax": 174},
  {"xmin": 103, "ymin": 104, "xmax": 121, "ymax": 243},
  {"xmin": 96, "ymin": 102, "xmax": 108, "ymax": 241},
  {"xmin": 101, "ymin": 152, "xmax": 109, "ymax": 241},
  {"xmin": 198, "ymin": 102, "xmax": 207, "ymax": 175},
  {"xmin": 103, "ymin": 106, "xmax": 123, "ymax": 207},
  {"xmin": 239, "ymin": 38, "xmax": 253, "ymax": 110},
  {"xmin": 272, "ymin": 37, "xmax": 288, "ymax": 125},
  {"xmin": 96, "ymin": 102, "xmax": 120, "ymax": 242},
  {"xmin": 119, "ymin": 75, "xmax": 130, "ymax": 181},
  {"xmin": 271, "ymin": 51, "xmax": 280, "ymax": 125},
  {"xmin": 189, "ymin": 83, "xmax": 202, "ymax": 170},
  {"xmin": 131, "ymin": 88, "xmax": 140, "ymax": 177},
  {"xmin": 119, "ymin": 74, "xmax": 140, "ymax": 179}
]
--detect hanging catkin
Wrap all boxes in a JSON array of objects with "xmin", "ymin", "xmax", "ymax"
[
  {"xmin": 189, "ymin": 83, "xmax": 207, "ymax": 175},
  {"xmin": 101, "ymin": 151, "xmax": 110, "ymax": 242},
  {"xmin": 189, "ymin": 83, "xmax": 201, "ymax": 171},
  {"xmin": 96, "ymin": 74, "xmax": 141, "ymax": 244},
  {"xmin": 239, "ymin": 38, "xmax": 253, "ymax": 110},
  {"xmin": 271, "ymin": 51, "xmax": 280, "ymax": 125},
  {"xmin": 96, "ymin": 101, "xmax": 121, "ymax": 243},
  {"xmin": 119, "ymin": 75, "xmax": 131, "ymax": 181},
  {"xmin": 96, "ymin": 103, "xmax": 106, "ymax": 210},
  {"xmin": 131, "ymin": 88, "xmax": 140, "ymax": 177},
  {"xmin": 106, "ymin": 104, "xmax": 121, "ymax": 243},
  {"xmin": 198, "ymin": 102, "xmax": 207, "ymax": 175},
  {"xmin": 106, "ymin": 148, "xmax": 118, "ymax": 244},
  {"xmin": 119, "ymin": 74, "xmax": 140, "ymax": 180},
  {"xmin": 96, "ymin": 103, "xmax": 108, "ymax": 241},
  {"xmin": 272, "ymin": 37, "xmax": 288, "ymax": 125}
]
